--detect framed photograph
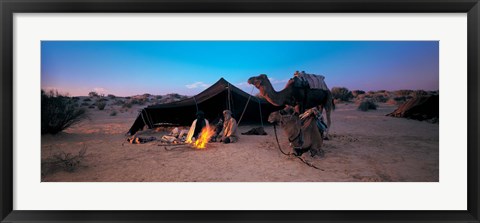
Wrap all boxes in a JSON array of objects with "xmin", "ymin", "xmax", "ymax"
[{"xmin": 1, "ymin": 0, "xmax": 479, "ymax": 222}]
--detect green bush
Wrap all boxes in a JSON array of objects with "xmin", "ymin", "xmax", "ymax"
[{"xmin": 41, "ymin": 90, "xmax": 87, "ymax": 134}]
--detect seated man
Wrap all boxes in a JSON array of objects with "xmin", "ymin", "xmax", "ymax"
[
  {"xmin": 185, "ymin": 110, "xmax": 209, "ymax": 143},
  {"xmin": 216, "ymin": 110, "xmax": 238, "ymax": 144}
]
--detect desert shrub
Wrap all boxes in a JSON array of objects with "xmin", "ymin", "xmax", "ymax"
[
  {"xmin": 88, "ymin": 91, "xmax": 99, "ymax": 97},
  {"xmin": 394, "ymin": 96, "xmax": 407, "ymax": 102},
  {"xmin": 411, "ymin": 90, "xmax": 428, "ymax": 97},
  {"xmin": 83, "ymin": 98, "xmax": 91, "ymax": 102},
  {"xmin": 41, "ymin": 90, "xmax": 87, "ymax": 134},
  {"xmin": 394, "ymin": 90, "xmax": 413, "ymax": 97},
  {"xmin": 110, "ymin": 110, "xmax": 118, "ymax": 116},
  {"xmin": 142, "ymin": 93, "xmax": 151, "ymax": 98},
  {"xmin": 125, "ymin": 96, "xmax": 131, "ymax": 100},
  {"xmin": 107, "ymin": 94, "xmax": 116, "ymax": 99},
  {"xmin": 97, "ymin": 98, "xmax": 108, "ymax": 102},
  {"xmin": 155, "ymin": 95, "xmax": 163, "ymax": 100},
  {"xmin": 41, "ymin": 145, "xmax": 87, "ymax": 179},
  {"xmin": 80, "ymin": 102, "xmax": 90, "ymax": 106},
  {"xmin": 357, "ymin": 100, "xmax": 377, "ymax": 111},
  {"xmin": 331, "ymin": 87, "xmax": 353, "ymax": 102},
  {"xmin": 386, "ymin": 98, "xmax": 398, "ymax": 105},
  {"xmin": 72, "ymin": 97, "xmax": 80, "ymax": 101},
  {"xmin": 355, "ymin": 94, "xmax": 367, "ymax": 101},
  {"xmin": 352, "ymin": 90, "xmax": 366, "ymax": 98},
  {"xmin": 122, "ymin": 102, "xmax": 132, "ymax": 108},
  {"xmin": 88, "ymin": 105, "xmax": 95, "ymax": 109},
  {"xmin": 96, "ymin": 101, "xmax": 107, "ymax": 110},
  {"xmin": 129, "ymin": 98, "xmax": 145, "ymax": 105},
  {"xmin": 113, "ymin": 99, "xmax": 125, "ymax": 105},
  {"xmin": 371, "ymin": 93, "xmax": 388, "ymax": 103}
]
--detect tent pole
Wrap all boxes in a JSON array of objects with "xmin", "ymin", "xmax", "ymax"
[
  {"xmin": 258, "ymin": 98, "xmax": 264, "ymax": 127},
  {"xmin": 193, "ymin": 96, "xmax": 199, "ymax": 113}
]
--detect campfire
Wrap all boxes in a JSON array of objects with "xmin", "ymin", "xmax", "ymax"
[{"xmin": 191, "ymin": 126, "xmax": 215, "ymax": 149}]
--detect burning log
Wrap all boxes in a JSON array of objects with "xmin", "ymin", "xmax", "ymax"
[{"xmin": 192, "ymin": 126, "xmax": 215, "ymax": 149}]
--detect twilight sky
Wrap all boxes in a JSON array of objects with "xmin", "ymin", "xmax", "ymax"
[{"xmin": 41, "ymin": 41, "xmax": 439, "ymax": 97}]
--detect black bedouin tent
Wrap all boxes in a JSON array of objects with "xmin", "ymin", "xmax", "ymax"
[
  {"xmin": 387, "ymin": 95, "xmax": 439, "ymax": 121},
  {"xmin": 127, "ymin": 78, "xmax": 282, "ymax": 135}
]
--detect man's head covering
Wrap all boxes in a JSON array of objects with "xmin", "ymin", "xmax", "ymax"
[{"xmin": 223, "ymin": 110, "xmax": 232, "ymax": 115}]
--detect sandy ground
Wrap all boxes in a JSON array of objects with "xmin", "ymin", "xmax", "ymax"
[{"xmin": 41, "ymin": 103, "xmax": 439, "ymax": 182}]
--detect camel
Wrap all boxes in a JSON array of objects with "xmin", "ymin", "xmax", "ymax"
[
  {"xmin": 268, "ymin": 106, "xmax": 324, "ymax": 157},
  {"xmin": 248, "ymin": 74, "xmax": 334, "ymax": 139}
]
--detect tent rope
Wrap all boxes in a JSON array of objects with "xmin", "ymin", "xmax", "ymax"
[
  {"xmin": 227, "ymin": 83, "xmax": 231, "ymax": 111},
  {"xmin": 237, "ymin": 86, "xmax": 255, "ymax": 126}
]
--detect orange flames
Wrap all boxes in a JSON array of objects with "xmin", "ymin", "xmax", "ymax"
[{"xmin": 192, "ymin": 126, "xmax": 215, "ymax": 149}]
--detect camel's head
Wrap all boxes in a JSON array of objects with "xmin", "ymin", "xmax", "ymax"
[
  {"xmin": 268, "ymin": 106, "xmax": 296, "ymax": 125},
  {"xmin": 247, "ymin": 74, "xmax": 269, "ymax": 89}
]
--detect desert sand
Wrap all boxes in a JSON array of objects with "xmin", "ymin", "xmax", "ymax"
[{"xmin": 41, "ymin": 102, "xmax": 439, "ymax": 182}]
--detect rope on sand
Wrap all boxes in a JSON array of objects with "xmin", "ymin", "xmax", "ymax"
[{"xmin": 273, "ymin": 124, "xmax": 325, "ymax": 171}]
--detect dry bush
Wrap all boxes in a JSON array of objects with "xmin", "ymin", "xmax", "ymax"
[
  {"xmin": 352, "ymin": 90, "xmax": 366, "ymax": 98},
  {"xmin": 370, "ymin": 93, "xmax": 388, "ymax": 103},
  {"xmin": 88, "ymin": 91, "xmax": 99, "ymax": 97},
  {"xmin": 122, "ymin": 102, "xmax": 132, "ymax": 108},
  {"xmin": 128, "ymin": 98, "xmax": 145, "ymax": 105},
  {"xmin": 83, "ymin": 98, "xmax": 91, "ymax": 102},
  {"xmin": 88, "ymin": 104, "xmax": 95, "ymax": 109},
  {"xmin": 41, "ymin": 90, "xmax": 88, "ymax": 134},
  {"xmin": 358, "ymin": 100, "xmax": 377, "ymax": 111},
  {"xmin": 412, "ymin": 90, "xmax": 428, "ymax": 97},
  {"xmin": 386, "ymin": 98, "xmax": 398, "ymax": 105},
  {"xmin": 41, "ymin": 144, "xmax": 87, "ymax": 179},
  {"xmin": 96, "ymin": 101, "xmax": 107, "ymax": 110},
  {"xmin": 110, "ymin": 110, "xmax": 118, "ymax": 116},
  {"xmin": 113, "ymin": 99, "xmax": 125, "ymax": 106},
  {"xmin": 80, "ymin": 102, "xmax": 90, "ymax": 106},
  {"xmin": 331, "ymin": 87, "xmax": 353, "ymax": 102},
  {"xmin": 107, "ymin": 94, "xmax": 116, "ymax": 99},
  {"xmin": 394, "ymin": 89, "xmax": 412, "ymax": 97}
]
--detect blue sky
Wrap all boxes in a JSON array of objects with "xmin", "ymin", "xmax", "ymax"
[{"xmin": 41, "ymin": 41, "xmax": 439, "ymax": 97}]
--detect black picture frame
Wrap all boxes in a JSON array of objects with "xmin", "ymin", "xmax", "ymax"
[{"xmin": 1, "ymin": 0, "xmax": 479, "ymax": 222}]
